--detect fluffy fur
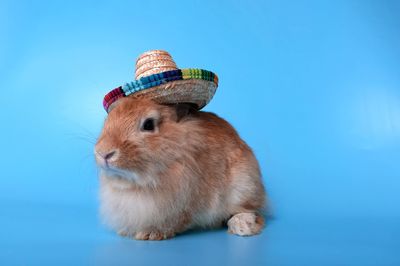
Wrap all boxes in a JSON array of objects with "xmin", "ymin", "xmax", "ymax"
[{"xmin": 95, "ymin": 97, "xmax": 266, "ymax": 240}]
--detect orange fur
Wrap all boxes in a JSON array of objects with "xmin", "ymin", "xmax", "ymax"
[{"xmin": 95, "ymin": 97, "xmax": 267, "ymax": 239}]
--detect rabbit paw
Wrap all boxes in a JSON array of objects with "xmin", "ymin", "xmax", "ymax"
[
  {"xmin": 227, "ymin": 213, "xmax": 264, "ymax": 236},
  {"xmin": 134, "ymin": 230, "xmax": 175, "ymax": 241}
]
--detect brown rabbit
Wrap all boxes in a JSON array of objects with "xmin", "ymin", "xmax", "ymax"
[{"xmin": 95, "ymin": 97, "xmax": 266, "ymax": 240}]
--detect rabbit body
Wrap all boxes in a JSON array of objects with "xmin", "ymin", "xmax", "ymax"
[{"xmin": 95, "ymin": 97, "xmax": 266, "ymax": 240}]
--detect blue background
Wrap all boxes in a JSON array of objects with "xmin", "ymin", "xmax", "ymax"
[{"xmin": 1, "ymin": 0, "xmax": 400, "ymax": 265}]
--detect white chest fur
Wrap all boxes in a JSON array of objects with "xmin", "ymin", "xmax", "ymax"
[{"xmin": 99, "ymin": 182, "xmax": 160, "ymax": 232}]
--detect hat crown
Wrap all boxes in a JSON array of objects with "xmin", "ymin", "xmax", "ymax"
[{"xmin": 135, "ymin": 50, "xmax": 178, "ymax": 79}]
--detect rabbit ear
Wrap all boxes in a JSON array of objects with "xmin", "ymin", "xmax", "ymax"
[
  {"xmin": 107, "ymin": 99, "xmax": 123, "ymax": 113},
  {"xmin": 174, "ymin": 103, "xmax": 197, "ymax": 122},
  {"xmin": 107, "ymin": 96, "xmax": 135, "ymax": 113}
]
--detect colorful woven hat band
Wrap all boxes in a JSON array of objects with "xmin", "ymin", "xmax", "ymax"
[{"xmin": 103, "ymin": 68, "xmax": 218, "ymax": 112}]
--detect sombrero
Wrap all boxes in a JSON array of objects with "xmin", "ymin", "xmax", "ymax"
[{"xmin": 103, "ymin": 50, "xmax": 219, "ymax": 112}]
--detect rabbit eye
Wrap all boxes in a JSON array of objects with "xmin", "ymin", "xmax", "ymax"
[{"xmin": 142, "ymin": 118, "xmax": 155, "ymax": 131}]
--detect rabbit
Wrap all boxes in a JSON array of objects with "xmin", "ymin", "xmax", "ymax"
[{"xmin": 94, "ymin": 96, "xmax": 267, "ymax": 240}]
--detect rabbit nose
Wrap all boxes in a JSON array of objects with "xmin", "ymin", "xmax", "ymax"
[
  {"xmin": 96, "ymin": 149, "xmax": 119, "ymax": 165},
  {"xmin": 104, "ymin": 150, "xmax": 116, "ymax": 161}
]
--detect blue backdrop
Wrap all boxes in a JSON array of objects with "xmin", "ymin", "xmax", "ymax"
[{"xmin": 1, "ymin": 0, "xmax": 399, "ymax": 265}]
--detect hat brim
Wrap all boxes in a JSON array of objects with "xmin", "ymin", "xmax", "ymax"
[{"xmin": 103, "ymin": 69, "xmax": 218, "ymax": 112}]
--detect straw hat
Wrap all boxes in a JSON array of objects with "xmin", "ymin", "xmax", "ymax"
[{"xmin": 103, "ymin": 50, "xmax": 219, "ymax": 112}]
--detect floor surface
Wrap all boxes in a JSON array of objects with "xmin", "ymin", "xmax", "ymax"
[{"xmin": 1, "ymin": 201, "xmax": 399, "ymax": 266}]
